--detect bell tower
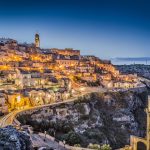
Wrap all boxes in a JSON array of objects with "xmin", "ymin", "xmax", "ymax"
[{"xmin": 35, "ymin": 33, "xmax": 40, "ymax": 48}]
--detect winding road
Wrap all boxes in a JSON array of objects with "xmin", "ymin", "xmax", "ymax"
[
  {"xmin": 0, "ymin": 99, "xmax": 77, "ymax": 128},
  {"xmin": 0, "ymin": 87, "xmax": 106, "ymax": 128}
]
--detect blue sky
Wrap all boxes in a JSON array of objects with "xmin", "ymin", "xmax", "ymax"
[{"xmin": 0, "ymin": 0, "xmax": 150, "ymax": 59}]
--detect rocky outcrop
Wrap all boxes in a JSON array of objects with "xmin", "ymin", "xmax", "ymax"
[
  {"xmin": 0, "ymin": 126, "xmax": 33, "ymax": 150},
  {"xmin": 17, "ymin": 89, "xmax": 148, "ymax": 149}
]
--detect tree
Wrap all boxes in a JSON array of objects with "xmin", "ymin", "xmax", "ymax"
[{"xmin": 62, "ymin": 131, "xmax": 81, "ymax": 145}]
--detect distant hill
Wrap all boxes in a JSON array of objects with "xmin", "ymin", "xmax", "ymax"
[{"xmin": 113, "ymin": 57, "xmax": 150, "ymax": 61}]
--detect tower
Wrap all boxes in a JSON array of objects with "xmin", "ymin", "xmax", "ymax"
[{"xmin": 35, "ymin": 33, "xmax": 40, "ymax": 48}]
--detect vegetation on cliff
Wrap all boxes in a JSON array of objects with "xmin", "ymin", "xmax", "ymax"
[{"xmin": 17, "ymin": 90, "xmax": 148, "ymax": 149}]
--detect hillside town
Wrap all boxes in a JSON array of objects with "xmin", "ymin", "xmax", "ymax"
[{"xmin": 0, "ymin": 34, "xmax": 143, "ymax": 115}]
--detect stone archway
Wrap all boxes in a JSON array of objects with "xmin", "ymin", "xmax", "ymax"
[
  {"xmin": 130, "ymin": 136, "xmax": 147, "ymax": 150},
  {"xmin": 137, "ymin": 141, "xmax": 147, "ymax": 150}
]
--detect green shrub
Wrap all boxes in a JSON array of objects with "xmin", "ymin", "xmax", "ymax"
[
  {"xmin": 74, "ymin": 144, "xmax": 81, "ymax": 147},
  {"xmin": 101, "ymin": 144, "xmax": 112, "ymax": 150},
  {"xmin": 61, "ymin": 131, "xmax": 81, "ymax": 145},
  {"xmin": 88, "ymin": 143, "xmax": 101, "ymax": 150}
]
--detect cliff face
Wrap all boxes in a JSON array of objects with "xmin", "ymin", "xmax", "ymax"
[
  {"xmin": 0, "ymin": 126, "xmax": 33, "ymax": 150},
  {"xmin": 17, "ymin": 89, "xmax": 148, "ymax": 149}
]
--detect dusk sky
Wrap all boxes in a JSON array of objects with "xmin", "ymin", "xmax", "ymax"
[{"xmin": 0, "ymin": 0, "xmax": 150, "ymax": 59}]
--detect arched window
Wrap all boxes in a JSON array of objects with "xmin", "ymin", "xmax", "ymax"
[{"xmin": 137, "ymin": 141, "xmax": 146, "ymax": 150}]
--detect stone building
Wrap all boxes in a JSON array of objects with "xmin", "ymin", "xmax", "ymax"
[
  {"xmin": 0, "ymin": 93, "xmax": 8, "ymax": 113},
  {"xmin": 51, "ymin": 48, "xmax": 80, "ymax": 56},
  {"xmin": 7, "ymin": 93, "xmax": 30, "ymax": 110}
]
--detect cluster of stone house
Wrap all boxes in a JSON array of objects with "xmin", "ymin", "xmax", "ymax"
[
  {"xmin": 0, "ymin": 88, "xmax": 71, "ymax": 114},
  {"xmin": 0, "ymin": 36, "xmax": 142, "ymax": 114}
]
